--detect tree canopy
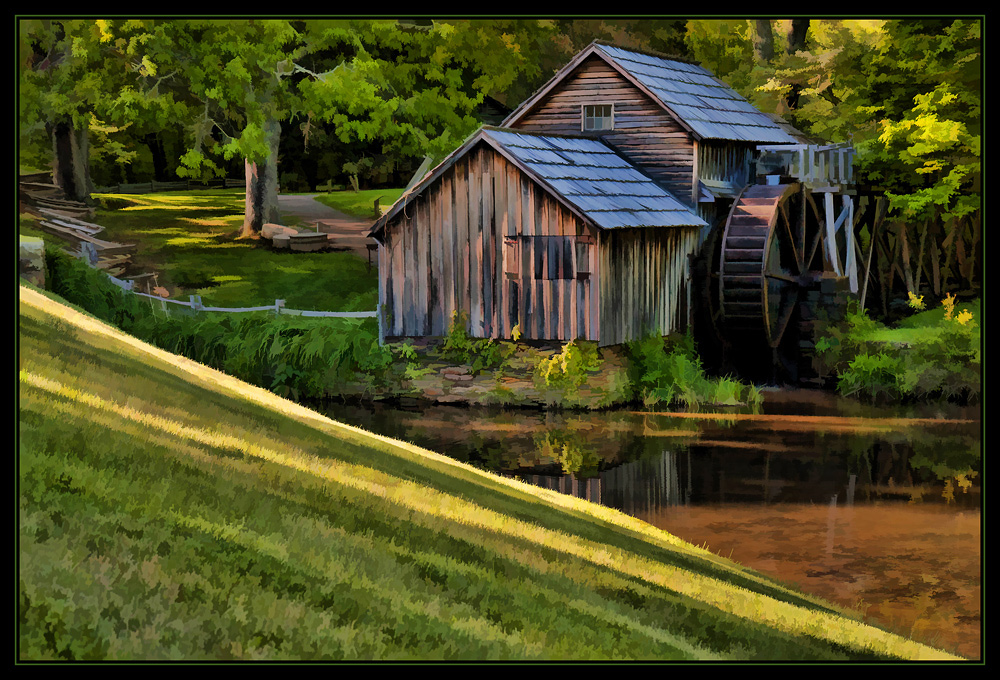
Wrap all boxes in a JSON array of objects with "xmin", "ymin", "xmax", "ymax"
[{"xmin": 19, "ymin": 17, "xmax": 981, "ymax": 292}]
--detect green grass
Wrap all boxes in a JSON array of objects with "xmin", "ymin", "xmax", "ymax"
[
  {"xmin": 18, "ymin": 284, "xmax": 963, "ymax": 661},
  {"xmin": 313, "ymin": 188, "xmax": 406, "ymax": 220},
  {"xmin": 63, "ymin": 189, "xmax": 380, "ymax": 312},
  {"xmin": 815, "ymin": 298, "xmax": 981, "ymax": 403}
]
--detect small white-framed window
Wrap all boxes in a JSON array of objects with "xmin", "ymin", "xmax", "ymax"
[{"xmin": 582, "ymin": 104, "xmax": 614, "ymax": 131}]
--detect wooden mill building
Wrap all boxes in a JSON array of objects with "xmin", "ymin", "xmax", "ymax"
[{"xmin": 370, "ymin": 41, "xmax": 799, "ymax": 345}]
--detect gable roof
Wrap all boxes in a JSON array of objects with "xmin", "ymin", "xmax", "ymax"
[
  {"xmin": 370, "ymin": 126, "xmax": 706, "ymax": 238},
  {"xmin": 502, "ymin": 41, "xmax": 798, "ymax": 144}
]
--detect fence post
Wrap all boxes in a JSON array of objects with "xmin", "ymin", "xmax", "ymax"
[
  {"xmin": 189, "ymin": 294, "xmax": 203, "ymax": 312},
  {"xmin": 377, "ymin": 303, "xmax": 385, "ymax": 345},
  {"xmin": 275, "ymin": 299, "xmax": 285, "ymax": 315}
]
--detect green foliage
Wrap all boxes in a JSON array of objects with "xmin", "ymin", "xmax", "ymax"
[
  {"xmin": 625, "ymin": 334, "xmax": 761, "ymax": 410},
  {"xmin": 815, "ymin": 299, "xmax": 980, "ymax": 403},
  {"xmin": 42, "ymin": 247, "xmax": 393, "ymax": 400},
  {"xmin": 43, "ymin": 246, "xmax": 148, "ymax": 333},
  {"xmin": 533, "ymin": 430, "xmax": 602, "ymax": 478},
  {"xmin": 536, "ymin": 340, "xmax": 602, "ymax": 390},
  {"xmin": 439, "ymin": 311, "xmax": 515, "ymax": 375}
]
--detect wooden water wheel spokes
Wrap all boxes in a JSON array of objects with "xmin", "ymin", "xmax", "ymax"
[
  {"xmin": 718, "ymin": 182, "xmax": 827, "ymax": 349},
  {"xmin": 761, "ymin": 185, "xmax": 825, "ymax": 347}
]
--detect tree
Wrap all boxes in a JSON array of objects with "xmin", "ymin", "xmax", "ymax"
[
  {"xmin": 20, "ymin": 19, "xmax": 200, "ymax": 197},
  {"xmin": 19, "ymin": 20, "xmax": 122, "ymax": 201}
]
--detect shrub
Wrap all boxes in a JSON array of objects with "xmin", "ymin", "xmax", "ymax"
[
  {"xmin": 440, "ymin": 311, "xmax": 515, "ymax": 375},
  {"xmin": 536, "ymin": 340, "xmax": 602, "ymax": 390},
  {"xmin": 625, "ymin": 333, "xmax": 760, "ymax": 409},
  {"xmin": 43, "ymin": 245, "xmax": 149, "ymax": 333},
  {"xmin": 815, "ymin": 297, "xmax": 980, "ymax": 403}
]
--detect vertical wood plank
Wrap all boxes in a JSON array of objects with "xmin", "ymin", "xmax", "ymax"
[
  {"xmin": 456, "ymin": 156, "xmax": 470, "ymax": 329},
  {"xmin": 534, "ymin": 184, "xmax": 545, "ymax": 339},
  {"xmin": 506, "ymin": 157, "xmax": 519, "ymax": 337},
  {"xmin": 492, "ymin": 152, "xmax": 505, "ymax": 337},
  {"xmin": 691, "ymin": 140, "xmax": 700, "ymax": 206},
  {"xmin": 481, "ymin": 149, "xmax": 492, "ymax": 337},
  {"xmin": 570, "ymin": 219, "xmax": 579, "ymax": 340},
  {"xmin": 392, "ymin": 223, "xmax": 405, "ymax": 336},
  {"xmin": 404, "ymin": 201, "xmax": 418, "ymax": 335},
  {"xmin": 470, "ymin": 147, "xmax": 483, "ymax": 337},
  {"xmin": 441, "ymin": 171, "xmax": 456, "ymax": 331},
  {"xmin": 520, "ymin": 174, "xmax": 532, "ymax": 338},
  {"xmin": 824, "ymin": 191, "xmax": 841, "ymax": 275},
  {"xmin": 845, "ymin": 194, "xmax": 857, "ymax": 293},
  {"xmin": 429, "ymin": 177, "xmax": 444, "ymax": 336},
  {"xmin": 596, "ymin": 232, "xmax": 606, "ymax": 345},
  {"xmin": 539, "ymin": 194, "xmax": 559, "ymax": 340}
]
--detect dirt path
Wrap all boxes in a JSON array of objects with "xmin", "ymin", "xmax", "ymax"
[{"xmin": 277, "ymin": 193, "xmax": 378, "ymax": 260}]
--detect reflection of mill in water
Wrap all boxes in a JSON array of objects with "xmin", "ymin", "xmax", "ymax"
[{"xmin": 521, "ymin": 449, "xmax": 692, "ymax": 515}]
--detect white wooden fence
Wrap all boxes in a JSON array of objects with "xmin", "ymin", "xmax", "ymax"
[{"xmin": 107, "ymin": 274, "xmax": 377, "ymax": 318}]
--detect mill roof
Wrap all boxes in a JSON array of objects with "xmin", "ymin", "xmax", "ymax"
[
  {"xmin": 370, "ymin": 126, "xmax": 706, "ymax": 237},
  {"xmin": 503, "ymin": 41, "xmax": 799, "ymax": 144}
]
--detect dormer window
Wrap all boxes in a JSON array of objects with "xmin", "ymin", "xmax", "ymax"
[{"xmin": 582, "ymin": 104, "xmax": 614, "ymax": 131}]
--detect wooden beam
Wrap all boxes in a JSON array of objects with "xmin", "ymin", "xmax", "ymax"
[
  {"xmin": 844, "ymin": 194, "xmax": 857, "ymax": 293},
  {"xmin": 824, "ymin": 192, "xmax": 842, "ymax": 276}
]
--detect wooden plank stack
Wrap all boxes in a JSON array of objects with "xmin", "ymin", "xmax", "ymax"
[
  {"xmin": 19, "ymin": 179, "xmax": 96, "ymax": 219},
  {"xmin": 32, "ymin": 209, "xmax": 137, "ymax": 276}
]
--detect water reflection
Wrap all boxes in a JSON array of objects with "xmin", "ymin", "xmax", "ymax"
[{"xmin": 323, "ymin": 394, "xmax": 981, "ymax": 659}]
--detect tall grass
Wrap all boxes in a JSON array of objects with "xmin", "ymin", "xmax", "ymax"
[
  {"xmin": 626, "ymin": 334, "xmax": 762, "ymax": 410},
  {"xmin": 41, "ymin": 246, "xmax": 393, "ymax": 401}
]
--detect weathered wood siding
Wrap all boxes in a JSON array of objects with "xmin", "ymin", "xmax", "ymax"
[
  {"xmin": 511, "ymin": 55, "xmax": 696, "ymax": 204},
  {"xmin": 381, "ymin": 142, "xmax": 600, "ymax": 341},
  {"xmin": 698, "ymin": 140, "xmax": 756, "ymax": 188},
  {"xmin": 598, "ymin": 227, "xmax": 700, "ymax": 346}
]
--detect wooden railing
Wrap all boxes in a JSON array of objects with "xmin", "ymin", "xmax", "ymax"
[{"xmin": 756, "ymin": 143, "xmax": 855, "ymax": 187}]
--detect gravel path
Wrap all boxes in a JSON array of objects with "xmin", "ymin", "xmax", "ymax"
[{"xmin": 277, "ymin": 193, "xmax": 378, "ymax": 259}]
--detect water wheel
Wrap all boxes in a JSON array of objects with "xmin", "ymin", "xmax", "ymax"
[{"xmin": 707, "ymin": 181, "xmax": 857, "ymax": 383}]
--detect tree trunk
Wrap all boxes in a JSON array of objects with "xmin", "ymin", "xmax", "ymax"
[
  {"xmin": 966, "ymin": 212, "xmax": 981, "ymax": 290},
  {"xmin": 240, "ymin": 119, "xmax": 282, "ymax": 238},
  {"xmin": 48, "ymin": 119, "xmax": 94, "ymax": 204},
  {"xmin": 144, "ymin": 132, "xmax": 170, "ymax": 182},
  {"xmin": 784, "ymin": 19, "xmax": 810, "ymax": 110},
  {"xmin": 930, "ymin": 235, "xmax": 941, "ymax": 297},
  {"xmin": 913, "ymin": 218, "xmax": 929, "ymax": 294},
  {"xmin": 899, "ymin": 223, "xmax": 914, "ymax": 293},
  {"xmin": 751, "ymin": 20, "xmax": 775, "ymax": 64},
  {"xmin": 787, "ymin": 19, "xmax": 809, "ymax": 53}
]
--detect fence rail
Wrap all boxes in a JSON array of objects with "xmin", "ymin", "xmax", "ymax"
[
  {"xmin": 94, "ymin": 178, "xmax": 247, "ymax": 194},
  {"xmin": 108, "ymin": 274, "xmax": 376, "ymax": 319}
]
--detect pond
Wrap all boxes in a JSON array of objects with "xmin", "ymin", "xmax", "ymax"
[{"xmin": 322, "ymin": 389, "xmax": 982, "ymax": 660}]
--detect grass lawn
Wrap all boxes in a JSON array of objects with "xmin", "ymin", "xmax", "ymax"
[
  {"xmin": 27, "ymin": 189, "xmax": 379, "ymax": 313},
  {"xmin": 312, "ymin": 188, "xmax": 406, "ymax": 220},
  {"xmin": 864, "ymin": 298, "xmax": 982, "ymax": 345},
  {"xmin": 18, "ymin": 284, "xmax": 962, "ymax": 661}
]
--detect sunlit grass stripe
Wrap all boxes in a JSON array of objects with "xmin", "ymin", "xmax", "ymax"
[
  {"xmin": 18, "ymin": 367, "xmax": 961, "ymax": 660},
  {"xmin": 20, "ymin": 384, "xmax": 732, "ymax": 658},
  {"xmin": 18, "ymin": 285, "xmax": 747, "ymax": 565},
  {"xmin": 21, "ymin": 376, "xmax": 696, "ymax": 658}
]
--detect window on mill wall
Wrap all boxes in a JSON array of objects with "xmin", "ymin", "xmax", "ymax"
[{"xmin": 582, "ymin": 104, "xmax": 614, "ymax": 131}]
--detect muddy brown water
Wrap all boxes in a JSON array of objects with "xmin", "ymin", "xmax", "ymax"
[{"xmin": 322, "ymin": 389, "xmax": 982, "ymax": 659}]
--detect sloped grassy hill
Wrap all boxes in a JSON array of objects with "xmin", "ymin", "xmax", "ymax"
[{"xmin": 17, "ymin": 285, "xmax": 961, "ymax": 661}]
